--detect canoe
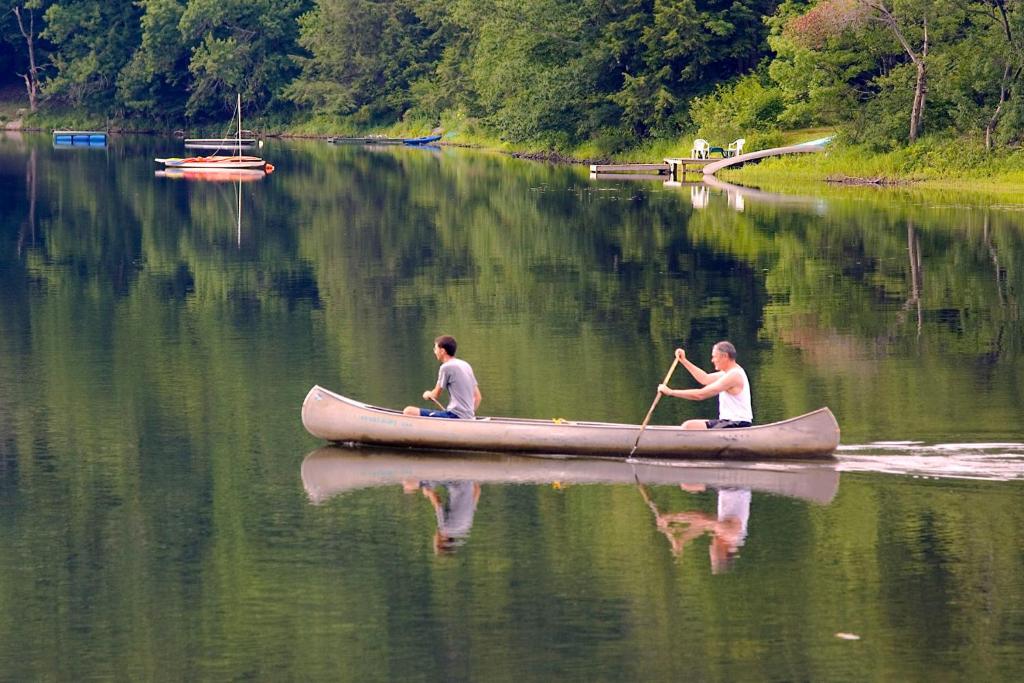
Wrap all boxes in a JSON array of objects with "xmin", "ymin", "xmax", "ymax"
[
  {"xmin": 301, "ymin": 446, "xmax": 840, "ymax": 505},
  {"xmin": 403, "ymin": 134, "xmax": 442, "ymax": 145},
  {"xmin": 301, "ymin": 386, "xmax": 841, "ymax": 459}
]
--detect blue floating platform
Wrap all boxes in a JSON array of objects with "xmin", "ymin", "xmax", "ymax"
[{"xmin": 53, "ymin": 130, "xmax": 107, "ymax": 147}]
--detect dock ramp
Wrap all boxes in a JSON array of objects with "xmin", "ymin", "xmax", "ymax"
[{"xmin": 702, "ymin": 137, "xmax": 832, "ymax": 176}]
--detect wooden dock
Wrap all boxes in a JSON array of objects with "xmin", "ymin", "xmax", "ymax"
[
  {"xmin": 664, "ymin": 157, "xmax": 712, "ymax": 177},
  {"xmin": 589, "ymin": 163, "xmax": 670, "ymax": 175}
]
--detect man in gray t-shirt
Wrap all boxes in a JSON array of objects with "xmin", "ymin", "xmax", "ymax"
[{"xmin": 403, "ymin": 335, "xmax": 482, "ymax": 419}]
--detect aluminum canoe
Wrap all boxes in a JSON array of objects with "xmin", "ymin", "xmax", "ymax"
[{"xmin": 301, "ymin": 386, "xmax": 841, "ymax": 460}]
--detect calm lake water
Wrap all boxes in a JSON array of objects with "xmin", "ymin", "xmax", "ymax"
[{"xmin": 1, "ymin": 132, "xmax": 1023, "ymax": 680}]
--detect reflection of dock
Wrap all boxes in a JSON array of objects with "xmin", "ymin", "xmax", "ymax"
[
  {"xmin": 589, "ymin": 172, "xmax": 674, "ymax": 182},
  {"xmin": 589, "ymin": 163, "xmax": 671, "ymax": 175},
  {"xmin": 588, "ymin": 167, "xmax": 827, "ymax": 213}
]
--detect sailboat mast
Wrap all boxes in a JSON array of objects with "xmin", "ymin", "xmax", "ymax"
[{"xmin": 237, "ymin": 93, "xmax": 242, "ymax": 159}]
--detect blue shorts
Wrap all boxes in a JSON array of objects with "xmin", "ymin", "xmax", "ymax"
[
  {"xmin": 419, "ymin": 408, "xmax": 460, "ymax": 419},
  {"xmin": 706, "ymin": 419, "xmax": 752, "ymax": 429}
]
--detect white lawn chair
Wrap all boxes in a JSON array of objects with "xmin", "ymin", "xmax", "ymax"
[
  {"xmin": 691, "ymin": 138, "xmax": 710, "ymax": 159},
  {"xmin": 726, "ymin": 138, "xmax": 746, "ymax": 157}
]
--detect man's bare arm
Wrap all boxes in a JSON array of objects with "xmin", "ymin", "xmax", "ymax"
[
  {"xmin": 659, "ymin": 369, "xmax": 739, "ymax": 401},
  {"xmin": 675, "ymin": 348, "xmax": 723, "ymax": 386}
]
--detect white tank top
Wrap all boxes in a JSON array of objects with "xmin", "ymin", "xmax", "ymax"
[{"xmin": 718, "ymin": 366, "xmax": 752, "ymax": 422}]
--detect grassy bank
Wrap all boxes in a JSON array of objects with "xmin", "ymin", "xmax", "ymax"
[{"xmin": 721, "ymin": 135, "xmax": 1024, "ymax": 193}]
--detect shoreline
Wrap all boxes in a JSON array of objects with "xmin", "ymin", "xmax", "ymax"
[{"xmin": 7, "ymin": 115, "xmax": 1024, "ymax": 194}]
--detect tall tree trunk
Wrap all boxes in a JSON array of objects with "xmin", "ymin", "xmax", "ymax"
[
  {"xmin": 985, "ymin": 64, "xmax": 1010, "ymax": 150},
  {"xmin": 13, "ymin": 6, "xmax": 40, "ymax": 113},
  {"xmin": 862, "ymin": 1, "xmax": 929, "ymax": 142},
  {"xmin": 984, "ymin": 1, "xmax": 1022, "ymax": 151},
  {"xmin": 910, "ymin": 60, "xmax": 926, "ymax": 141}
]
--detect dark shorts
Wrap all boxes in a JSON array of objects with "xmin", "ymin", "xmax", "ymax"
[
  {"xmin": 419, "ymin": 408, "xmax": 460, "ymax": 419},
  {"xmin": 706, "ymin": 419, "xmax": 752, "ymax": 429}
]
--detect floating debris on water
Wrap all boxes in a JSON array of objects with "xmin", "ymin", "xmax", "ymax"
[{"xmin": 834, "ymin": 632, "xmax": 861, "ymax": 640}]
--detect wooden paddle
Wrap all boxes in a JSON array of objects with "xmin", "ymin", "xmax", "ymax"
[
  {"xmin": 629, "ymin": 356, "xmax": 680, "ymax": 457},
  {"xmin": 429, "ymin": 395, "xmax": 447, "ymax": 412}
]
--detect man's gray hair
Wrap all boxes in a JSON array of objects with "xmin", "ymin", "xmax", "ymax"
[{"xmin": 714, "ymin": 341, "xmax": 737, "ymax": 359}]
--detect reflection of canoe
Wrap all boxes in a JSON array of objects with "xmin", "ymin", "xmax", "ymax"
[
  {"xmin": 301, "ymin": 386, "xmax": 841, "ymax": 459},
  {"xmin": 403, "ymin": 134, "xmax": 442, "ymax": 145},
  {"xmin": 154, "ymin": 168, "xmax": 267, "ymax": 182},
  {"xmin": 155, "ymin": 155, "xmax": 274, "ymax": 171},
  {"xmin": 300, "ymin": 447, "xmax": 840, "ymax": 504}
]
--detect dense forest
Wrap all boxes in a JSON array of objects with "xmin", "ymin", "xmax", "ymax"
[{"xmin": 3, "ymin": 1, "xmax": 1024, "ymax": 151}]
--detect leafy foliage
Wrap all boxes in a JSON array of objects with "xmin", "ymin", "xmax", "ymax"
[{"xmin": 3, "ymin": 0, "xmax": 1024, "ymax": 147}]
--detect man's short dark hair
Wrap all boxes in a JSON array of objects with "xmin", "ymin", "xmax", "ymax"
[
  {"xmin": 435, "ymin": 335, "xmax": 457, "ymax": 356},
  {"xmin": 714, "ymin": 341, "xmax": 737, "ymax": 359}
]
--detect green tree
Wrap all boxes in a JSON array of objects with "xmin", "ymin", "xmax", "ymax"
[
  {"xmin": 178, "ymin": 0, "xmax": 307, "ymax": 118},
  {"xmin": 285, "ymin": 0, "xmax": 443, "ymax": 124},
  {"xmin": 455, "ymin": 0, "xmax": 609, "ymax": 143},
  {"xmin": 42, "ymin": 0, "xmax": 141, "ymax": 111},
  {"xmin": 778, "ymin": 0, "xmax": 971, "ymax": 143},
  {"xmin": 115, "ymin": 0, "xmax": 190, "ymax": 119},
  {"xmin": 610, "ymin": 0, "xmax": 781, "ymax": 137}
]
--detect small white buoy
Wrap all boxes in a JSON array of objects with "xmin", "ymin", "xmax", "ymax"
[{"xmin": 834, "ymin": 632, "xmax": 861, "ymax": 640}]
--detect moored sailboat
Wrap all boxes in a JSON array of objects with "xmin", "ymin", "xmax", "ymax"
[{"xmin": 156, "ymin": 95, "xmax": 273, "ymax": 173}]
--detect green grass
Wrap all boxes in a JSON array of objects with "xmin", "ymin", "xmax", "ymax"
[{"xmin": 723, "ymin": 135, "xmax": 1024, "ymax": 192}]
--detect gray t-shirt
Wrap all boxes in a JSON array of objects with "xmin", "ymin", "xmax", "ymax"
[{"xmin": 438, "ymin": 357, "xmax": 478, "ymax": 419}]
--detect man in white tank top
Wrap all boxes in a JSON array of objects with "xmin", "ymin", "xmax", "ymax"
[{"xmin": 657, "ymin": 341, "xmax": 753, "ymax": 429}]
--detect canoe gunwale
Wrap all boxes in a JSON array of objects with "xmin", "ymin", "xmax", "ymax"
[{"xmin": 321, "ymin": 387, "xmax": 834, "ymax": 433}]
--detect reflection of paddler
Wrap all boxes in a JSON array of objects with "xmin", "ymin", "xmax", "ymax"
[
  {"xmin": 639, "ymin": 483, "xmax": 751, "ymax": 573},
  {"xmin": 403, "ymin": 479, "xmax": 481, "ymax": 554}
]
